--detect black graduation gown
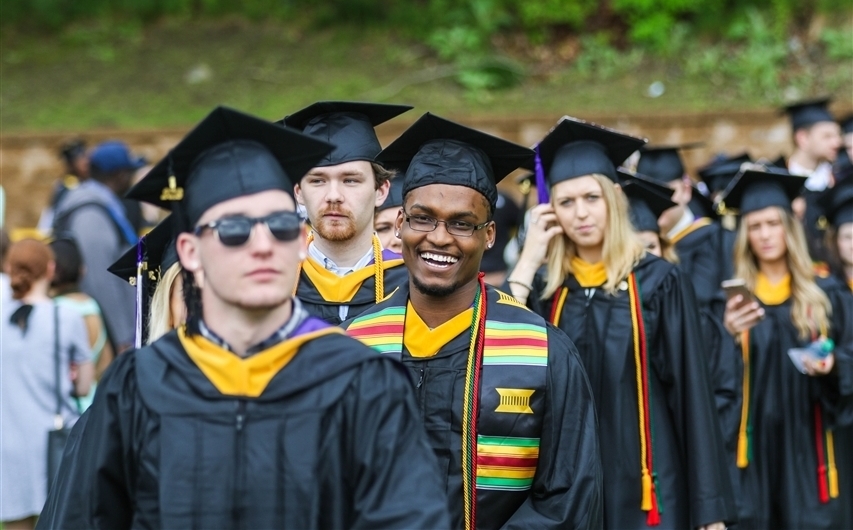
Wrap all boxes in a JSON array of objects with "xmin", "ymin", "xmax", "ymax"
[
  {"xmin": 296, "ymin": 250, "xmax": 409, "ymax": 325},
  {"xmin": 37, "ymin": 320, "xmax": 450, "ymax": 529},
  {"xmin": 730, "ymin": 276, "xmax": 853, "ymax": 529},
  {"xmin": 672, "ymin": 220, "xmax": 723, "ymax": 308},
  {"xmin": 343, "ymin": 284, "xmax": 604, "ymax": 530},
  {"xmin": 525, "ymin": 254, "xmax": 736, "ymax": 529}
]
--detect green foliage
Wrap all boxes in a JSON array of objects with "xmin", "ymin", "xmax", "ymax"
[
  {"xmin": 1, "ymin": 0, "xmax": 850, "ymax": 98},
  {"xmin": 510, "ymin": 0, "xmax": 598, "ymax": 29},
  {"xmin": 821, "ymin": 27, "xmax": 853, "ymax": 60}
]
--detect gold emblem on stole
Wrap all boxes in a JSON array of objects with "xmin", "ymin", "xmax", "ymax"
[{"xmin": 495, "ymin": 388, "xmax": 535, "ymax": 414}]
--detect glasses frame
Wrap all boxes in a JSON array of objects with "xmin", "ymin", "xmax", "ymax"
[
  {"xmin": 194, "ymin": 211, "xmax": 302, "ymax": 247},
  {"xmin": 401, "ymin": 208, "xmax": 491, "ymax": 237}
]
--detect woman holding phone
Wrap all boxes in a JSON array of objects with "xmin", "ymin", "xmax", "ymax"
[
  {"xmin": 507, "ymin": 118, "xmax": 734, "ymax": 530},
  {"xmin": 720, "ymin": 168, "xmax": 853, "ymax": 529}
]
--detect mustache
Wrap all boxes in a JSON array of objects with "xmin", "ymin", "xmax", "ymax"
[{"xmin": 319, "ymin": 206, "xmax": 353, "ymax": 219}]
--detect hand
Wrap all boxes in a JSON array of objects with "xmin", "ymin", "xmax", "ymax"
[
  {"xmin": 723, "ymin": 295, "xmax": 764, "ymax": 336},
  {"xmin": 803, "ymin": 353, "xmax": 835, "ymax": 377},
  {"xmin": 697, "ymin": 522, "xmax": 725, "ymax": 530},
  {"xmin": 518, "ymin": 204, "xmax": 563, "ymax": 267}
]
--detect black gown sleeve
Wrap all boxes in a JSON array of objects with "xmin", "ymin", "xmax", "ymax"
[
  {"xmin": 699, "ymin": 307, "xmax": 742, "ymax": 452},
  {"xmin": 648, "ymin": 269, "xmax": 737, "ymax": 528},
  {"xmin": 346, "ymin": 358, "xmax": 452, "ymax": 529},
  {"xmin": 826, "ymin": 284, "xmax": 853, "ymax": 426},
  {"xmin": 37, "ymin": 352, "xmax": 139, "ymax": 530},
  {"xmin": 501, "ymin": 326, "xmax": 604, "ymax": 529}
]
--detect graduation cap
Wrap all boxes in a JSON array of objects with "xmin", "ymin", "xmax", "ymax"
[
  {"xmin": 280, "ymin": 101, "xmax": 412, "ymax": 168},
  {"xmin": 782, "ymin": 97, "xmax": 835, "ymax": 131},
  {"xmin": 378, "ymin": 176, "xmax": 404, "ymax": 212},
  {"xmin": 108, "ymin": 216, "xmax": 179, "ymax": 348},
  {"xmin": 532, "ymin": 116, "xmax": 647, "ymax": 204},
  {"xmin": 126, "ymin": 106, "xmax": 334, "ymax": 229},
  {"xmin": 697, "ymin": 152, "xmax": 753, "ymax": 193},
  {"xmin": 617, "ymin": 170, "xmax": 677, "ymax": 233},
  {"xmin": 108, "ymin": 216, "xmax": 178, "ymax": 285},
  {"xmin": 818, "ymin": 174, "xmax": 853, "ymax": 227},
  {"xmin": 636, "ymin": 142, "xmax": 704, "ymax": 184},
  {"xmin": 718, "ymin": 167, "xmax": 806, "ymax": 215},
  {"xmin": 376, "ymin": 112, "xmax": 534, "ymax": 211}
]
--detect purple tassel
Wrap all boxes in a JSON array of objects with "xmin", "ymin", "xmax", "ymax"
[
  {"xmin": 534, "ymin": 145, "xmax": 549, "ymax": 205},
  {"xmin": 134, "ymin": 238, "xmax": 144, "ymax": 349}
]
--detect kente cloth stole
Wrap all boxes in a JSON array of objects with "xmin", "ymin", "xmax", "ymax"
[{"xmin": 347, "ymin": 282, "xmax": 548, "ymax": 530}]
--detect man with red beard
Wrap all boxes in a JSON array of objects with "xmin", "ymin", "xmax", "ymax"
[{"xmin": 281, "ymin": 102, "xmax": 412, "ymax": 324}]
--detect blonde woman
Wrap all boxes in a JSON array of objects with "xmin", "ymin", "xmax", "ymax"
[
  {"xmin": 507, "ymin": 118, "xmax": 733, "ymax": 530},
  {"xmin": 720, "ymin": 169, "xmax": 853, "ymax": 529}
]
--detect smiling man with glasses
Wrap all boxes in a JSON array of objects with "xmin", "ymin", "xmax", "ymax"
[
  {"xmin": 345, "ymin": 113, "xmax": 604, "ymax": 530},
  {"xmin": 38, "ymin": 107, "xmax": 450, "ymax": 530}
]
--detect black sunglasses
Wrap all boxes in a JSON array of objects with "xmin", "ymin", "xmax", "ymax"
[{"xmin": 194, "ymin": 211, "xmax": 302, "ymax": 247}]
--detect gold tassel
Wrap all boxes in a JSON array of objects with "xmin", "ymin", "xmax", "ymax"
[
  {"xmin": 641, "ymin": 470, "xmax": 652, "ymax": 511},
  {"xmin": 827, "ymin": 430, "xmax": 839, "ymax": 499},
  {"xmin": 737, "ymin": 433, "xmax": 749, "ymax": 468}
]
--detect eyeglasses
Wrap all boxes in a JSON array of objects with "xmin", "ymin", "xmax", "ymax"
[
  {"xmin": 402, "ymin": 209, "xmax": 490, "ymax": 237},
  {"xmin": 194, "ymin": 211, "xmax": 302, "ymax": 247}
]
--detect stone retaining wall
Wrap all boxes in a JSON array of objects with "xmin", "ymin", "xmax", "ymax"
[{"xmin": 1, "ymin": 109, "xmax": 843, "ymax": 231}]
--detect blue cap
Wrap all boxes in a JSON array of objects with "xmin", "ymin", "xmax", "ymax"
[{"xmin": 90, "ymin": 141, "xmax": 147, "ymax": 173}]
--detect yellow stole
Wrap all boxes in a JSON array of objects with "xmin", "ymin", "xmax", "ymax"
[
  {"xmin": 403, "ymin": 301, "xmax": 474, "ymax": 358},
  {"xmin": 300, "ymin": 254, "xmax": 404, "ymax": 303},
  {"xmin": 570, "ymin": 257, "xmax": 607, "ymax": 288},
  {"xmin": 179, "ymin": 325, "xmax": 344, "ymax": 397},
  {"xmin": 847, "ymin": 279, "xmax": 853, "ymax": 293},
  {"xmin": 669, "ymin": 217, "xmax": 713, "ymax": 244},
  {"xmin": 754, "ymin": 273, "xmax": 791, "ymax": 306}
]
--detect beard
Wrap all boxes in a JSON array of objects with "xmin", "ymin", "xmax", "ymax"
[
  {"xmin": 313, "ymin": 211, "xmax": 357, "ymax": 242},
  {"xmin": 411, "ymin": 273, "xmax": 458, "ymax": 298}
]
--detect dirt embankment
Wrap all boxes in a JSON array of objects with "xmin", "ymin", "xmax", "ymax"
[{"xmin": 0, "ymin": 109, "xmax": 821, "ymax": 231}]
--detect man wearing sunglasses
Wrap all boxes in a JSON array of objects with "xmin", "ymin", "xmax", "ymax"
[
  {"xmin": 38, "ymin": 107, "xmax": 450, "ymax": 529},
  {"xmin": 281, "ymin": 101, "xmax": 412, "ymax": 324},
  {"xmin": 344, "ymin": 113, "xmax": 603, "ymax": 529}
]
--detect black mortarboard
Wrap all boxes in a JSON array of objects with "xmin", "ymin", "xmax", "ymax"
[
  {"xmin": 532, "ymin": 117, "xmax": 647, "ymax": 203},
  {"xmin": 697, "ymin": 152, "xmax": 753, "ymax": 193},
  {"xmin": 818, "ymin": 174, "xmax": 853, "ymax": 227},
  {"xmin": 126, "ymin": 106, "xmax": 333, "ymax": 229},
  {"xmin": 281, "ymin": 101, "xmax": 412, "ymax": 167},
  {"xmin": 107, "ymin": 216, "xmax": 179, "ymax": 348},
  {"xmin": 840, "ymin": 113, "xmax": 853, "ymax": 135},
  {"xmin": 636, "ymin": 143, "xmax": 703, "ymax": 183},
  {"xmin": 782, "ymin": 97, "xmax": 835, "ymax": 131},
  {"xmin": 379, "ymin": 176, "xmax": 404, "ymax": 212},
  {"xmin": 108, "ymin": 216, "xmax": 179, "ymax": 285},
  {"xmin": 376, "ymin": 113, "xmax": 533, "ymax": 211},
  {"xmin": 617, "ymin": 170, "xmax": 676, "ymax": 233},
  {"xmin": 719, "ymin": 168, "xmax": 806, "ymax": 215}
]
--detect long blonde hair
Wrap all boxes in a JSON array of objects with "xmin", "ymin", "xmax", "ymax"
[
  {"xmin": 542, "ymin": 174, "xmax": 646, "ymax": 298},
  {"xmin": 733, "ymin": 206, "xmax": 831, "ymax": 338},
  {"xmin": 146, "ymin": 262, "xmax": 183, "ymax": 344}
]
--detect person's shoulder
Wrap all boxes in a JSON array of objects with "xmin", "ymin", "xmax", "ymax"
[
  {"xmin": 633, "ymin": 253, "xmax": 684, "ymax": 296},
  {"xmin": 488, "ymin": 285, "xmax": 547, "ymax": 323}
]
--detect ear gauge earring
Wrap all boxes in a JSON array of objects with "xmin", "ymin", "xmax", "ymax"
[{"xmin": 298, "ymin": 251, "xmax": 307, "ymax": 260}]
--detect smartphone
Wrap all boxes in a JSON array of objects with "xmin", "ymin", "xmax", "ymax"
[{"xmin": 721, "ymin": 278, "xmax": 759, "ymax": 306}]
